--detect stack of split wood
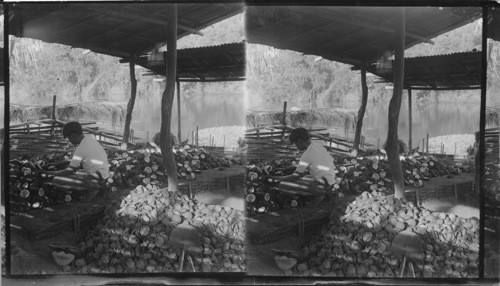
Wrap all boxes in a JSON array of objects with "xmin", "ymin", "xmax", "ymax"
[
  {"xmin": 8, "ymin": 119, "xmax": 141, "ymax": 156},
  {"xmin": 244, "ymin": 124, "xmax": 376, "ymax": 161}
]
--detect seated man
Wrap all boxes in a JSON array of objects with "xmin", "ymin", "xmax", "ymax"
[
  {"xmin": 382, "ymin": 138, "xmax": 409, "ymax": 155},
  {"xmin": 152, "ymin": 132, "xmax": 179, "ymax": 147},
  {"xmin": 271, "ymin": 128, "xmax": 336, "ymax": 207},
  {"xmin": 44, "ymin": 121, "xmax": 110, "ymax": 200}
]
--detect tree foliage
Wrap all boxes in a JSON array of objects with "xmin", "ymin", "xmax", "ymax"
[{"xmin": 10, "ymin": 13, "xmax": 245, "ymax": 109}]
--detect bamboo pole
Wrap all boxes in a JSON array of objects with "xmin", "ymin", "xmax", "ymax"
[
  {"xmin": 158, "ymin": 4, "xmax": 179, "ymax": 195},
  {"xmin": 408, "ymin": 89, "xmax": 412, "ymax": 151},
  {"xmin": 478, "ymin": 7, "xmax": 488, "ymax": 277},
  {"xmin": 386, "ymin": 8, "xmax": 406, "ymax": 199},
  {"xmin": 50, "ymin": 95, "xmax": 57, "ymax": 137},
  {"xmin": 177, "ymin": 80, "xmax": 181, "ymax": 142},
  {"xmin": 354, "ymin": 66, "xmax": 368, "ymax": 151},
  {"xmin": 281, "ymin": 101, "xmax": 287, "ymax": 140},
  {"xmin": 426, "ymin": 133, "xmax": 429, "ymax": 154}
]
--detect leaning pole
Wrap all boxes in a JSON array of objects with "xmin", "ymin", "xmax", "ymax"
[
  {"xmin": 159, "ymin": 4, "xmax": 179, "ymax": 194},
  {"xmin": 386, "ymin": 8, "xmax": 406, "ymax": 199}
]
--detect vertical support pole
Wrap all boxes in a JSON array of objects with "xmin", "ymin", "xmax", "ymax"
[
  {"xmin": 281, "ymin": 101, "xmax": 287, "ymax": 140},
  {"xmin": 192, "ymin": 131, "xmax": 194, "ymax": 145},
  {"xmin": 426, "ymin": 133, "xmax": 429, "ymax": 154},
  {"xmin": 478, "ymin": 7, "xmax": 488, "ymax": 278},
  {"xmin": 196, "ymin": 126, "xmax": 199, "ymax": 147},
  {"xmin": 50, "ymin": 95, "xmax": 57, "ymax": 137},
  {"xmin": 408, "ymin": 89, "xmax": 412, "ymax": 151},
  {"xmin": 354, "ymin": 66, "xmax": 369, "ymax": 151},
  {"xmin": 177, "ymin": 79, "xmax": 181, "ymax": 142},
  {"xmin": 122, "ymin": 54, "xmax": 138, "ymax": 150},
  {"xmin": 159, "ymin": 4, "xmax": 179, "ymax": 195},
  {"xmin": 385, "ymin": 7, "xmax": 406, "ymax": 199},
  {"xmin": 188, "ymin": 183, "xmax": 193, "ymax": 199}
]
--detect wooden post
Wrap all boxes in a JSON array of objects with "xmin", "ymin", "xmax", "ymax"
[
  {"xmin": 192, "ymin": 131, "xmax": 194, "ymax": 145},
  {"xmin": 354, "ymin": 66, "xmax": 369, "ymax": 151},
  {"xmin": 50, "ymin": 95, "xmax": 57, "ymax": 137},
  {"xmin": 426, "ymin": 133, "xmax": 429, "ymax": 154},
  {"xmin": 177, "ymin": 80, "xmax": 181, "ymax": 142},
  {"xmin": 478, "ymin": 7, "xmax": 488, "ymax": 278},
  {"xmin": 196, "ymin": 126, "xmax": 199, "ymax": 147},
  {"xmin": 188, "ymin": 183, "xmax": 193, "ymax": 199},
  {"xmin": 281, "ymin": 101, "xmax": 287, "ymax": 140},
  {"xmin": 122, "ymin": 55, "xmax": 138, "ymax": 150},
  {"xmin": 158, "ymin": 4, "xmax": 179, "ymax": 195},
  {"xmin": 408, "ymin": 89, "xmax": 412, "ymax": 151},
  {"xmin": 385, "ymin": 8, "xmax": 406, "ymax": 199}
]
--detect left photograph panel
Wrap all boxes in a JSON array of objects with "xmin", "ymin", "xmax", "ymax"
[{"xmin": 6, "ymin": 3, "xmax": 246, "ymax": 275}]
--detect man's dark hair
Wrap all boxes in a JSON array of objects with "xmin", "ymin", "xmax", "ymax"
[
  {"xmin": 289, "ymin": 127, "xmax": 310, "ymax": 144},
  {"xmin": 62, "ymin": 121, "xmax": 83, "ymax": 138}
]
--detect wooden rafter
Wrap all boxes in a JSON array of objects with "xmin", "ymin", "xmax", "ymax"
[
  {"xmin": 288, "ymin": 7, "xmax": 435, "ymax": 45},
  {"xmin": 85, "ymin": 6, "xmax": 203, "ymax": 36}
]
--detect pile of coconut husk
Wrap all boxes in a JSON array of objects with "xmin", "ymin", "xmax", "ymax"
[
  {"xmin": 285, "ymin": 191, "xmax": 479, "ymax": 278},
  {"xmin": 71, "ymin": 184, "xmax": 245, "ymax": 273}
]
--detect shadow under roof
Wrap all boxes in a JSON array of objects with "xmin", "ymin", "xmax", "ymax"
[
  {"xmin": 130, "ymin": 42, "xmax": 245, "ymax": 82},
  {"xmin": 365, "ymin": 51, "xmax": 482, "ymax": 90},
  {"xmin": 8, "ymin": 3, "xmax": 244, "ymax": 59},
  {"xmin": 246, "ymin": 6, "xmax": 485, "ymax": 67}
]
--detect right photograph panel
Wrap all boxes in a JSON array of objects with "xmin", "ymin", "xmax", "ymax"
[
  {"xmin": 484, "ymin": 6, "xmax": 500, "ymax": 279},
  {"xmin": 244, "ymin": 6, "xmax": 494, "ymax": 278}
]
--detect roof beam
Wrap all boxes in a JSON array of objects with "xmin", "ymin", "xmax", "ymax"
[
  {"xmin": 287, "ymin": 7, "xmax": 435, "ymax": 45},
  {"xmin": 85, "ymin": 6, "xmax": 203, "ymax": 36}
]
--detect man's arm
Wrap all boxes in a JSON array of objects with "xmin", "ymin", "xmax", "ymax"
[
  {"xmin": 44, "ymin": 165, "xmax": 78, "ymax": 177},
  {"xmin": 270, "ymin": 171, "xmax": 303, "ymax": 182}
]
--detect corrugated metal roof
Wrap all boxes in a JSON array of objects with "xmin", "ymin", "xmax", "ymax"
[
  {"xmin": 8, "ymin": 3, "xmax": 244, "ymax": 59},
  {"xmin": 366, "ymin": 51, "xmax": 482, "ymax": 90},
  {"xmin": 247, "ymin": 6, "xmax": 483, "ymax": 67},
  {"xmin": 131, "ymin": 42, "xmax": 245, "ymax": 82}
]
